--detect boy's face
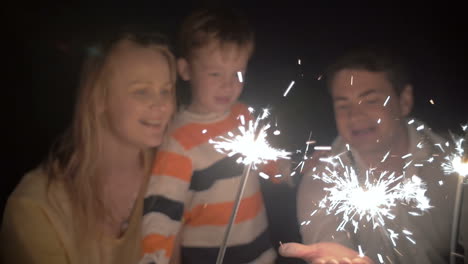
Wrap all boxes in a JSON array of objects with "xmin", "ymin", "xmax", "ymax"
[
  {"xmin": 331, "ymin": 69, "xmax": 413, "ymax": 156},
  {"xmin": 178, "ymin": 41, "xmax": 252, "ymax": 115}
]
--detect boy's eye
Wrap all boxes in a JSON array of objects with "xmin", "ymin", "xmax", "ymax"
[
  {"xmin": 209, "ymin": 72, "xmax": 220, "ymax": 77},
  {"xmin": 134, "ymin": 88, "xmax": 148, "ymax": 95}
]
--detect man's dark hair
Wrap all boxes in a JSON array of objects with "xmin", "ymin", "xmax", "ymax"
[{"xmin": 325, "ymin": 47, "xmax": 411, "ymax": 95}]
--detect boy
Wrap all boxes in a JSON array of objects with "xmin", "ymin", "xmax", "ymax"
[
  {"xmin": 280, "ymin": 48, "xmax": 463, "ymax": 263},
  {"xmin": 140, "ymin": 8, "xmax": 277, "ymax": 264}
]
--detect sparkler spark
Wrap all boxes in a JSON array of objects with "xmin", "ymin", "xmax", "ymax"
[
  {"xmin": 209, "ymin": 108, "xmax": 290, "ymax": 168},
  {"xmin": 292, "ymin": 132, "xmax": 315, "ymax": 173},
  {"xmin": 383, "ymin": 96, "xmax": 390, "ymax": 107},
  {"xmin": 283, "ymin": 81, "xmax": 296, "ymax": 97},
  {"xmin": 314, "ymin": 146, "xmax": 332, "ymax": 151},
  {"xmin": 237, "ymin": 71, "xmax": 243, "ymax": 83}
]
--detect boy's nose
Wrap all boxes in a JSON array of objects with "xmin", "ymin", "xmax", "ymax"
[
  {"xmin": 150, "ymin": 96, "xmax": 169, "ymax": 111},
  {"xmin": 222, "ymin": 76, "xmax": 240, "ymax": 90}
]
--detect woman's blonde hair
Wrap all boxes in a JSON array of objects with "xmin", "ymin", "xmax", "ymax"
[{"xmin": 43, "ymin": 27, "xmax": 176, "ymax": 242}]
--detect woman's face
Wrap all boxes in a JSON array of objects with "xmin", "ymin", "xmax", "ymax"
[{"xmin": 103, "ymin": 40, "xmax": 174, "ymax": 150}]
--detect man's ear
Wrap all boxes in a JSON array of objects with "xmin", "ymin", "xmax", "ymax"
[
  {"xmin": 399, "ymin": 84, "xmax": 413, "ymax": 117},
  {"xmin": 177, "ymin": 58, "xmax": 191, "ymax": 81}
]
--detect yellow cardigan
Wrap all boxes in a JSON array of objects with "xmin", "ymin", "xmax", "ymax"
[{"xmin": 1, "ymin": 168, "xmax": 146, "ymax": 264}]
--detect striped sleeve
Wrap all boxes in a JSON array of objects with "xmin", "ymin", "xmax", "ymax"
[{"xmin": 140, "ymin": 138, "xmax": 193, "ymax": 264}]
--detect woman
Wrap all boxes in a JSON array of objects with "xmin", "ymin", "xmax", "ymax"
[{"xmin": 1, "ymin": 27, "xmax": 177, "ymax": 264}]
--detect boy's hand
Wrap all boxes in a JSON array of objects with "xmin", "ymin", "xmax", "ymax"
[{"xmin": 279, "ymin": 242, "xmax": 374, "ymax": 264}]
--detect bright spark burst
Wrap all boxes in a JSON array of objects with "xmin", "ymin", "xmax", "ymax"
[
  {"xmin": 209, "ymin": 108, "xmax": 290, "ymax": 168},
  {"xmin": 442, "ymin": 134, "xmax": 468, "ymax": 177},
  {"xmin": 314, "ymin": 166, "xmax": 431, "ymax": 234}
]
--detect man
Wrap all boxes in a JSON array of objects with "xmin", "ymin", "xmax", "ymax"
[{"xmin": 280, "ymin": 48, "xmax": 461, "ymax": 264}]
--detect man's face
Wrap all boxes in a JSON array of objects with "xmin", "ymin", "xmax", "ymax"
[
  {"xmin": 178, "ymin": 41, "xmax": 252, "ymax": 115},
  {"xmin": 331, "ymin": 69, "xmax": 412, "ymax": 156}
]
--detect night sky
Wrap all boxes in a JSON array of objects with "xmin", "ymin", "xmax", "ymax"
[{"xmin": 4, "ymin": 2, "xmax": 467, "ymax": 258}]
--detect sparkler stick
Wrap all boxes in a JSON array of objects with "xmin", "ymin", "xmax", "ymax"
[
  {"xmin": 448, "ymin": 129, "xmax": 468, "ymax": 264},
  {"xmin": 450, "ymin": 172, "xmax": 465, "ymax": 264},
  {"xmin": 215, "ymin": 163, "xmax": 253, "ymax": 264}
]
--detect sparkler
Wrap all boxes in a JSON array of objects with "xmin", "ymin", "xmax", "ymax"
[
  {"xmin": 443, "ymin": 125, "xmax": 468, "ymax": 264},
  {"xmin": 314, "ymin": 166, "xmax": 431, "ymax": 234},
  {"xmin": 307, "ymin": 154, "xmax": 432, "ymax": 261},
  {"xmin": 210, "ymin": 108, "xmax": 291, "ymax": 264},
  {"xmin": 209, "ymin": 108, "xmax": 290, "ymax": 168}
]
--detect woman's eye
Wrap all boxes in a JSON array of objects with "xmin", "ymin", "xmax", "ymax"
[
  {"xmin": 209, "ymin": 72, "xmax": 220, "ymax": 77},
  {"xmin": 335, "ymin": 104, "xmax": 349, "ymax": 110}
]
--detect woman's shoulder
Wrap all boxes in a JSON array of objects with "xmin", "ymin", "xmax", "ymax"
[
  {"xmin": 7, "ymin": 167, "xmax": 67, "ymax": 211},
  {"xmin": 9, "ymin": 168, "xmax": 49, "ymax": 201}
]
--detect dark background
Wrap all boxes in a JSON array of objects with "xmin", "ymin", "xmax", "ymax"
[{"xmin": 4, "ymin": 2, "xmax": 467, "ymax": 263}]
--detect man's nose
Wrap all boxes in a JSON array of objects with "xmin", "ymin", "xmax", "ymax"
[{"xmin": 348, "ymin": 102, "xmax": 365, "ymax": 119}]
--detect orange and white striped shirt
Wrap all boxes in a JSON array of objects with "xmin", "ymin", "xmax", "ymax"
[{"xmin": 140, "ymin": 103, "xmax": 277, "ymax": 264}]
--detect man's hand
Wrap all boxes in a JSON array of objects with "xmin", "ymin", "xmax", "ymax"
[{"xmin": 279, "ymin": 242, "xmax": 374, "ymax": 264}]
